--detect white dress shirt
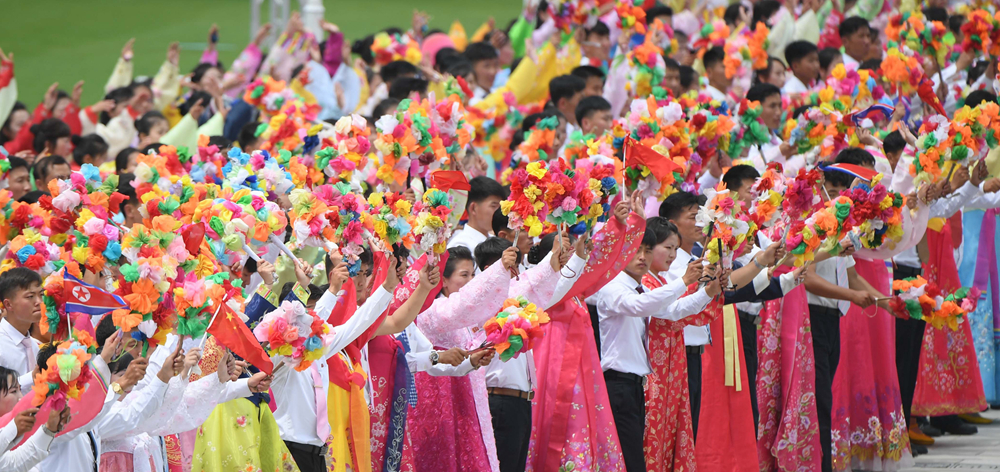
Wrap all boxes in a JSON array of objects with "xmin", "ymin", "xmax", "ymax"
[
  {"xmin": 447, "ymin": 225, "xmax": 490, "ymax": 253},
  {"xmin": 843, "ymin": 53, "xmax": 861, "ymax": 70},
  {"xmin": 597, "ymin": 272, "xmax": 711, "ymax": 376},
  {"xmin": 781, "ymin": 74, "xmax": 810, "ymax": 95},
  {"xmin": 0, "ymin": 427, "xmax": 54, "ymax": 472},
  {"xmin": 0, "ymin": 319, "xmax": 39, "ymax": 392},
  {"xmin": 805, "ymin": 256, "xmax": 856, "ymax": 309},
  {"xmin": 734, "ymin": 233, "xmax": 773, "ymax": 316},
  {"xmin": 667, "ymin": 247, "xmax": 711, "ymax": 346}
]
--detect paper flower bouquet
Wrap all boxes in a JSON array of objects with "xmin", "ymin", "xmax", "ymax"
[
  {"xmin": 253, "ymin": 300, "xmax": 333, "ymax": 371},
  {"xmin": 482, "ymin": 296, "xmax": 550, "ymax": 362}
]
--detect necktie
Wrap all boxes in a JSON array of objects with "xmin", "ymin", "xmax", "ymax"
[
  {"xmin": 691, "ymin": 243, "xmax": 704, "ymax": 258},
  {"xmin": 397, "ymin": 330, "xmax": 418, "ymax": 407},
  {"xmin": 637, "ymin": 285, "xmax": 649, "ymax": 351},
  {"xmin": 310, "ymin": 365, "xmax": 329, "ymax": 441},
  {"xmin": 87, "ymin": 431, "xmax": 99, "ymax": 472},
  {"xmin": 21, "ymin": 337, "xmax": 35, "ymax": 373}
]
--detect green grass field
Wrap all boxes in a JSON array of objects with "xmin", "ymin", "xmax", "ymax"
[{"xmin": 7, "ymin": 0, "xmax": 520, "ymax": 106}]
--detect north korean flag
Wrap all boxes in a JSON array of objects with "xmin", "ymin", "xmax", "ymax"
[{"xmin": 63, "ymin": 270, "xmax": 128, "ymax": 317}]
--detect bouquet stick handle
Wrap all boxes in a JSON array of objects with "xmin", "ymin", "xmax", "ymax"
[
  {"xmin": 243, "ymin": 243, "xmax": 262, "ymax": 262},
  {"xmin": 269, "ymin": 234, "xmax": 298, "ymax": 260}
]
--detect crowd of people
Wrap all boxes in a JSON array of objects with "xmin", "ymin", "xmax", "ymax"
[{"xmin": 0, "ymin": 0, "xmax": 999, "ymax": 471}]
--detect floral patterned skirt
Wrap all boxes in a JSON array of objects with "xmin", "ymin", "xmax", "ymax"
[{"xmin": 191, "ymin": 398, "xmax": 299, "ymax": 472}]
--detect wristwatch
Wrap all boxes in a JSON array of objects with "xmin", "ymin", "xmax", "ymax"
[
  {"xmin": 111, "ymin": 382, "xmax": 124, "ymax": 395},
  {"xmin": 429, "ymin": 351, "xmax": 440, "ymax": 366}
]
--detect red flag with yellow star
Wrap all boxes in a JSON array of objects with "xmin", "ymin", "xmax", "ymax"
[{"xmin": 208, "ymin": 302, "xmax": 274, "ymax": 375}]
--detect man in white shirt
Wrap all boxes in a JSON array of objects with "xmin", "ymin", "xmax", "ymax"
[
  {"xmin": 0, "ymin": 367, "xmax": 71, "ymax": 472},
  {"xmin": 782, "ymin": 40, "xmax": 819, "ymax": 96},
  {"xmin": 596, "ymin": 226, "xmax": 718, "ymax": 472},
  {"xmin": 0, "ymin": 269, "xmax": 45, "ymax": 394},
  {"xmin": 838, "ymin": 17, "xmax": 871, "ymax": 71},
  {"xmin": 702, "ymin": 46, "xmax": 734, "ymax": 110},
  {"xmin": 549, "ymin": 74, "xmax": 587, "ymax": 138},
  {"xmin": 448, "ymin": 176, "xmax": 506, "ymax": 253}
]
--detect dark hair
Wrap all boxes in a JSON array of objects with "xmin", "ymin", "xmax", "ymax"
[
  {"xmin": 18, "ymin": 191, "xmax": 49, "ymax": 203},
  {"xmin": 754, "ymin": 56, "xmax": 785, "ymax": 85},
  {"xmin": 549, "ymin": 75, "xmax": 587, "ymax": 107},
  {"xmin": 858, "ymin": 59, "xmax": 881, "ymax": 71},
  {"xmin": 640, "ymin": 225, "xmax": 660, "ymax": 248},
  {"xmin": 571, "ymin": 65, "xmax": 606, "ymax": 82},
  {"xmin": 745, "ymin": 83, "xmax": 781, "ymax": 104},
  {"xmin": 948, "ymin": 15, "xmax": 966, "ymax": 35},
  {"xmin": 882, "ymin": 131, "xmax": 906, "ymax": 155},
  {"xmin": 468, "ymin": 176, "xmax": 507, "ymax": 209},
  {"xmin": 819, "ymin": 47, "xmax": 842, "ymax": 71},
  {"xmin": 135, "ymin": 111, "xmax": 167, "ymax": 137},
  {"xmin": 0, "ymin": 101, "xmax": 27, "ymax": 145},
  {"xmin": 388, "ymin": 77, "xmax": 429, "ymax": 100},
  {"xmin": 784, "ymin": 40, "xmax": 819, "ymax": 68},
  {"xmin": 679, "ymin": 66, "xmax": 697, "ymax": 88},
  {"xmin": 724, "ymin": 3, "xmax": 746, "ymax": 26},
  {"xmin": 751, "ymin": 0, "xmax": 781, "ymax": 29},
  {"xmin": 443, "ymin": 246, "xmax": 475, "ymax": 278},
  {"xmin": 380, "ymin": 61, "xmax": 419, "ymax": 84},
  {"xmin": 179, "ymin": 92, "xmax": 212, "ymax": 118},
  {"xmin": 95, "ymin": 313, "xmax": 118, "ymax": 349},
  {"xmin": 0, "ymin": 366, "xmax": 17, "ymax": 396},
  {"xmin": 521, "ymin": 111, "xmax": 562, "ymax": 132},
  {"xmin": 100, "ymin": 87, "xmax": 135, "ymax": 125},
  {"xmin": 645, "ymin": 216, "xmax": 679, "ymax": 246},
  {"xmin": 434, "ymin": 48, "xmax": 463, "ymax": 72},
  {"xmin": 30, "ymin": 118, "xmax": 71, "ymax": 153},
  {"xmin": 922, "ymin": 7, "xmax": 948, "ymax": 24},
  {"xmin": 32, "ymin": 154, "xmax": 69, "ymax": 183},
  {"xmin": 237, "ymin": 122, "xmax": 260, "ymax": 150},
  {"xmin": 838, "ymin": 16, "xmax": 870, "ymax": 40},
  {"xmin": 722, "ymin": 165, "xmax": 761, "ymax": 193},
  {"xmin": 646, "ymin": 4, "xmax": 674, "ymax": 23},
  {"xmin": 584, "ymin": 21, "xmax": 610, "ymax": 38},
  {"xmin": 0, "ymin": 267, "xmax": 43, "ymax": 301},
  {"xmin": 492, "ymin": 208, "xmax": 511, "ymax": 236},
  {"xmin": 527, "ymin": 233, "xmax": 557, "ymax": 265},
  {"xmin": 141, "ymin": 143, "xmax": 164, "ymax": 155},
  {"xmin": 575, "ymin": 96, "xmax": 611, "ymax": 126},
  {"xmin": 464, "ymin": 42, "xmax": 499, "ymax": 64},
  {"xmin": 702, "ymin": 46, "xmax": 726, "ymax": 70},
  {"xmin": 208, "ymin": 135, "xmax": 232, "ymax": 150},
  {"xmin": 659, "ymin": 191, "xmax": 701, "ymax": 220},
  {"xmin": 965, "ymin": 90, "xmax": 998, "ymax": 108},
  {"xmin": 8, "ymin": 156, "xmax": 28, "ymax": 173},
  {"xmin": 71, "ymin": 134, "xmax": 109, "ymax": 166},
  {"xmin": 474, "ymin": 236, "xmax": 514, "ymax": 271},
  {"xmin": 37, "ymin": 342, "xmax": 60, "ymax": 374},
  {"xmin": 108, "ymin": 352, "xmax": 135, "ymax": 375},
  {"xmin": 663, "ymin": 57, "xmax": 681, "ymax": 71},
  {"xmin": 835, "ymin": 147, "xmax": 875, "ymax": 167},
  {"xmin": 117, "ymin": 173, "xmax": 137, "ymax": 206},
  {"xmin": 444, "ymin": 59, "xmax": 474, "ymax": 79},
  {"xmin": 191, "ymin": 62, "xmax": 222, "ymax": 84},
  {"xmin": 371, "ymin": 98, "xmax": 401, "ymax": 121},
  {"xmin": 351, "ymin": 35, "xmax": 376, "ymax": 66},
  {"xmin": 358, "ymin": 246, "xmax": 374, "ymax": 271}
]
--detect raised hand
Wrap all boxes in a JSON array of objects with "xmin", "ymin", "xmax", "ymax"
[
  {"xmin": 101, "ymin": 330, "xmax": 124, "ymax": 365},
  {"xmin": 682, "ymin": 258, "xmax": 704, "ymax": 286},
  {"xmin": 166, "ymin": 42, "xmax": 180, "ymax": 65},
  {"xmin": 501, "ymin": 245, "xmax": 519, "ymax": 271},
  {"xmin": 122, "ymin": 38, "xmax": 135, "ymax": 60},
  {"xmin": 383, "ymin": 254, "xmax": 400, "ymax": 291},
  {"xmin": 248, "ymin": 372, "xmax": 272, "ymax": 393},
  {"xmin": 14, "ymin": 408, "xmax": 38, "ymax": 437},
  {"xmin": 70, "ymin": 81, "xmax": 84, "ymax": 108},
  {"xmin": 42, "ymin": 82, "xmax": 60, "ymax": 110},
  {"xmin": 46, "ymin": 406, "xmax": 71, "ymax": 434},
  {"xmin": 157, "ymin": 342, "xmax": 184, "ymax": 382},
  {"xmin": 120, "ymin": 357, "xmax": 149, "ymax": 391},
  {"xmin": 419, "ymin": 263, "xmax": 441, "ymax": 290}
]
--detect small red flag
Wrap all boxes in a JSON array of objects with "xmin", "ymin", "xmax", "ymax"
[
  {"xmin": 208, "ymin": 302, "xmax": 274, "ymax": 375},
  {"xmin": 624, "ymin": 137, "xmax": 682, "ymax": 182}
]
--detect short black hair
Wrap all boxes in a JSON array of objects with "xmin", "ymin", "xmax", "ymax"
[
  {"xmin": 467, "ymin": 176, "xmax": 507, "ymax": 209},
  {"xmin": 549, "ymin": 75, "xmax": 587, "ymax": 106},
  {"xmin": 443, "ymin": 246, "xmax": 475, "ymax": 278},
  {"xmin": 30, "ymin": 118, "xmax": 71, "ymax": 154},
  {"xmin": 663, "ymin": 57, "xmax": 680, "ymax": 71},
  {"xmin": 474, "ymin": 236, "xmax": 514, "ymax": 271},
  {"xmin": 646, "ymin": 4, "xmax": 674, "ymax": 23},
  {"xmin": 141, "ymin": 143, "xmax": 164, "ymax": 155},
  {"xmin": 826, "ymin": 147, "xmax": 874, "ymax": 187},
  {"xmin": 526, "ymin": 233, "xmax": 558, "ymax": 265},
  {"xmin": 135, "ymin": 111, "xmax": 167, "ymax": 137},
  {"xmin": 679, "ymin": 66, "xmax": 697, "ymax": 88},
  {"xmin": 751, "ymin": 0, "xmax": 782, "ymax": 29},
  {"xmin": 745, "ymin": 83, "xmax": 781, "ymax": 103},
  {"xmin": 575, "ymin": 96, "xmax": 611, "ymax": 126},
  {"xmin": 584, "ymin": 21, "xmax": 610, "ymax": 38},
  {"xmin": 571, "ymin": 65, "xmax": 606, "ymax": 82},
  {"xmin": 859, "ymin": 59, "xmax": 881, "ymax": 71},
  {"xmin": 237, "ymin": 122, "xmax": 260, "ymax": 150},
  {"xmin": 71, "ymin": 134, "xmax": 109, "ymax": 166},
  {"xmin": 0, "ymin": 267, "xmax": 42, "ymax": 301},
  {"xmin": 948, "ymin": 15, "xmax": 966, "ymax": 35},
  {"xmin": 208, "ymin": 135, "xmax": 232, "ymax": 150},
  {"xmin": 380, "ymin": 61, "xmax": 419, "ymax": 84},
  {"xmin": 108, "ymin": 352, "xmax": 135, "ymax": 375},
  {"xmin": 179, "ymin": 91, "xmax": 212, "ymax": 117},
  {"xmin": 464, "ymin": 42, "xmax": 499, "ymax": 64},
  {"xmin": 722, "ymin": 165, "xmax": 760, "ymax": 192},
  {"xmin": 724, "ymin": 3, "xmax": 746, "ymax": 26},
  {"xmin": 388, "ymin": 77, "xmax": 429, "ymax": 100},
  {"xmin": 37, "ymin": 342, "xmax": 60, "ymax": 373},
  {"xmin": 702, "ymin": 46, "xmax": 726, "ymax": 70},
  {"xmin": 839, "ymin": 16, "xmax": 870, "ymax": 40},
  {"xmin": 18, "ymin": 190, "xmax": 49, "ymax": 203},
  {"xmin": 95, "ymin": 313, "xmax": 118, "ymax": 349},
  {"xmin": 819, "ymin": 47, "xmax": 842, "ymax": 70},
  {"xmin": 922, "ymin": 7, "xmax": 947, "ymax": 24},
  {"xmin": 492, "ymin": 208, "xmax": 511, "ymax": 236},
  {"xmin": 32, "ymin": 154, "xmax": 70, "ymax": 183},
  {"xmin": 434, "ymin": 47, "xmax": 462, "ymax": 72},
  {"xmin": 784, "ymin": 40, "xmax": 819, "ymax": 67},
  {"xmin": 444, "ymin": 59, "xmax": 474, "ymax": 79},
  {"xmin": 659, "ymin": 191, "xmax": 702, "ymax": 220},
  {"xmin": 965, "ymin": 90, "xmax": 998, "ymax": 108},
  {"xmin": 640, "ymin": 225, "xmax": 660, "ymax": 248},
  {"xmin": 645, "ymin": 216, "xmax": 679, "ymax": 246},
  {"xmin": 372, "ymin": 98, "xmax": 401, "ymax": 120},
  {"xmin": 882, "ymin": 131, "xmax": 906, "ymax": 155},
  {"xmin": 8, "ymin": 156, "xmax": 28, "ymax": 173}
]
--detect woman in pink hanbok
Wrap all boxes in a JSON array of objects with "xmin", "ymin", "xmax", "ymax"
[{"xmin": 527, "ymin": 209, "xmax": 645, "ymax": 472}]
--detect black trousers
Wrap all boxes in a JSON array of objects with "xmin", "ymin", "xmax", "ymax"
[
  {"xmin": 284, "ymin": 441, "xmax": 325, "ymax": 472},
  {"xmin": 489, "ymin": 394, "xmax": 532, "ymax": 472},
  {"xmin": 605, "ymin": 371, "xmax": 646, "ymax": 472},
  {"xmin": 810, "ymin": 305, "xmax": 841, "ymax": 472},
  {"xmin": 893, "ymin": 265, "xmax": 925, "ymax": 427},
  {"xmin": 588, "ymin": 303, "xmax": 601, "ymax": 358},
  {"xmin": 686, "ymin": 349, "xmax": 703, "ymax": 440},
  {"xmin": 738, "ymin": 311, "xmax": 760, "ymax": 433}
]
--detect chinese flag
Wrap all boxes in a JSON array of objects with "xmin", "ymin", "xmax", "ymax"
[
  {"xmin": 624, "ymin": 137, "xmax": 682, "ymax": 182},
  {"xmin": 207, "ymin": 302, "xmax": 274, "ymax": 375}
]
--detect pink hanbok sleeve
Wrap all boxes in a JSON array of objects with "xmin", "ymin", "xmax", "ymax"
[
  {"xmin": 223, "ymin": 44, "xmax": 264, "ymax": 99},
  {"xmin": 508, "ymin": 261, "xmax": 558, "ymax": 307},
  {"xmin": 416, "ymin": 261, "xmax": 511, "ymax": 337}
]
